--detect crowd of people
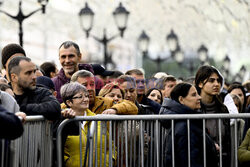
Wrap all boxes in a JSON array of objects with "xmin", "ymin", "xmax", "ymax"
[{"xmin": 0, "ymin": 41, "xmax": 249, "ymax": 167}]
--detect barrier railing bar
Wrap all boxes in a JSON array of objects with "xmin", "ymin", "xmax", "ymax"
[
  {"xmin": 95, "ymin": 121, "xmax": 98, "ymax": 167},
  {"xmin": 234, "ymin": 121, "xmax": 238, "ymax": 167},
  {"xmin": 187, "ymin": 119, "xmax": 191, "ymax": 167},
  {"xmin": 219, "ymin": 119, "xmax": 222, "ymax": 167},
  {"xmin": 109, "ymin": 121, "xmax": 113, "ymax": 167},
  {"xmin": 125, "ymin": 120, "xmax": 128, "ymax": 167},
  {"xmin": 155, "ymin": 120, "xmax": 159, "ymax": 167},
  {"xmin": 58, "ymin": 114, "xmax": 250, "ymax": 122},
  {"xmin": 171, "ymin": 119, "xmax": 175, "ymax": 167},
  {"xmin": 79, "ymin": 122, "xmax": 83, "ymax": 167},
  {"xmin": 203, "ymin": 119, "xmax": 206, "ymax": 167}
]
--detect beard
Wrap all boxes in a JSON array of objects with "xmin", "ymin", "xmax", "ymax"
[{"xmin": 18, "ymin": 79, "xmax": 36, "ymax": 92}]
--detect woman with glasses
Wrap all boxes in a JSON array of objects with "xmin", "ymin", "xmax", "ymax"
[{"xmin": 60, "ymin": 82, "xmax": 115, "ymax": 167}]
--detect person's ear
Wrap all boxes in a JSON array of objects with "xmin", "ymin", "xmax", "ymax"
[
  {"xmin": 198, "ymin": 82, "xmax": 203, "ymax": 89},
  {"xmin": 10, "ymin": 73, "xmax": 18, "ymax": 82},
  {"xmin": 52, "ymin": 91, "xmax": 57, "ymax": 97},
  {"xmin": 78, "ymin": 53, "xmax": 82, "ymax": 61},
  {"xmin": 178, "ymin": 96, "xmax": 185, "ymax": 105},
  {"xmin": 66, "ymin": 100, "xmax": 73, "ymax": 107},
  {"xmin": 50, "ymin": 72, "xmax": 56, "ymax": 78}
]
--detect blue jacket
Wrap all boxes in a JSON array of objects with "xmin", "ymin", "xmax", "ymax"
[{"xmin": 160, "ymin": 99, "xmax": 218, "ymax": 167}]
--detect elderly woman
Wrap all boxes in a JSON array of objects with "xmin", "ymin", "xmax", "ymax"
[
  {"xmin": 98, "ymin": 82, "xmax": 124, "ymax": 104},
  {"xmin": 160, "ymin": 82, "xmax": 218, "ymax": 167},
  {"xmin": 60, "ymin": 82, "xmax": 114, "ymax": 167}
]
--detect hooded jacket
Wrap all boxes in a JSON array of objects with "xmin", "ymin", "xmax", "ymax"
[{"xmin": 160, "ymin": 98, "xmax": 218, "ymax": 167}]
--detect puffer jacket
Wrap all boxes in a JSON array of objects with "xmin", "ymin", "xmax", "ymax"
[
  {"xmin": 63, "ymin": 109, "xmax": 116, "ymax": 167},
  {"xmin": 160, "ymin": 98, "xmax": 218, "ymax": 167}
]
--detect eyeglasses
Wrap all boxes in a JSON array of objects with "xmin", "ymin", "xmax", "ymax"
[{"xmin": 72, "ymin": 94, "xmax": 89, "ymax": 100}]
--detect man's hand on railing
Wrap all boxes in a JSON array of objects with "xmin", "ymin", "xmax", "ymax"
[
  {"xmin": 61, "ymin": 108, "xmax": 76, "ymax": 118},
  {"xmin": 102, "ymin": 109, "xmax": 117, "ymax": 115},
  {"xmin": 15, "ymin": 112, "xmax": 26, "ymax": 123}
]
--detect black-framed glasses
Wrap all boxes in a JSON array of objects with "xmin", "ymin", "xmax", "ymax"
[{"xmin": 72, "ymin": 94, "xmax": 89, "ymax": 100}]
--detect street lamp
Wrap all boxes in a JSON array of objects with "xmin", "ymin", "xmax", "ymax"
[
  {"xmin": 166, "ymin": 29, "xmax": 178, "ymax": 56},
  {"xmin": 0, "ymin": 0, "xmax": 48, "ymax": 46},
  {"xmin": 197, "ymin": 44, "xmax": 208, "ymax": 65},
  {"xmin": 79, "ymin": 2, "xmax": 130, "ymax": 69},
  {"xmin": 239, "ymin": 65, "xmax": 246, "ymax": 79},
  {"xmin": 223, "ymin": 55, "xmax": 231, "ymax": 70},
  {"xmin": 174, "ymin": 45, "xmax": 184, "ymax": 65},
  {"xmin": 222, "ymin": 55, "xmax": 231, "ymax": 78},
  {"xmin": 138, "ymin": 30, "xmax": 150, "ymax": 58}
]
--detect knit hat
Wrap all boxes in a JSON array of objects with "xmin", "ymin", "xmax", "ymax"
[
  {"xmin": 1, "ymin": 43, "xmax": 26, "ymax": 68},
  {"xmin": 36, "ymin": 76, "xmax": 55, "ymax": 91}
]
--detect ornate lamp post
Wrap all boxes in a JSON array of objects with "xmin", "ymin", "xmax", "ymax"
[
  {"xmin": 166, "ymin": 29, "xmax": 178, "ymax": 57},
  {"xmin": 222, "ymin": 55, "xmax": 231, "ymax": 78},
  {"xmin": 0, "ymin": 0, "xmax": 49, "ymax": 46},
  {"xmin": 79, "ymin": 2, "xmax": 130, "ymax": 69},
  {"xmin": 138, "ymin": 30, "xmax": 150, "ymax": 58},
  {"xmin": 197, "ymin": 44, "xmax": 208, "ymax": 65},
  {"xmin": 239, "ymin": 65, "xmax": 246, "ymax": 79},
  {"xmin": 138, "ymin": 30, "xmax": 172, "ymax": 72}
]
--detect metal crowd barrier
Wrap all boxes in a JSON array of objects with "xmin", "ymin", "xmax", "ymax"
[
  {"xmin": 57, "ymin": 114, "xmax": 250, "ymax": 167},
  {"xmin": 0, "ymin": 116, "xmax": 53, "ymax": 167}
]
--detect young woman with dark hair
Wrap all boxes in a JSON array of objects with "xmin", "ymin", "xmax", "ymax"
[
  {"xmin": 194, "ymin": 65, "xmax": 231, "ymax": 167},
  {"xmin": 160, "ymin": 82, "xmax": 218, "ymax": 167}
]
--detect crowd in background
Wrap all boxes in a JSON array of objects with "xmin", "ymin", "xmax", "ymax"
[{"xmin": 0, "ymin": 42, "xmax": 249, "ymax": 167}]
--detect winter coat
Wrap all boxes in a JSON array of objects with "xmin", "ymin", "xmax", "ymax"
[
  {"xmin": 0, "ymin": 105, "xmax": 23, "ymax": 140},
  {"xmin": 15, "ymin": 87, "xmax": 61, "ymax": 120},
  {"xmin": 200, "ymin": 97, "xmax": 231, "ymax": 167},
  {"xmin": 238, "ymin": 128, "xmax": 250, "ymax": 164},
  {"xmin": 0, "ymin": 91, "xmax": 19, "ymax": 114},
  {"xmin": 63, "ymin": 109, "xmax": 116, "ymax": 167},
  {"xmin": 61, "ymin": 96, "xmax": 138, "ymax": 115},
  {"xmin": 160, "ymin": 99, "xmax": 218, "ymax": 167},
  {"xmin": 52, "ymin": 64, "xmax": 94, "ymax": 103}
]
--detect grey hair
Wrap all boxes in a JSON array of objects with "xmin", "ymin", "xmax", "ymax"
[
  {"xmin": 71, "ymin": 70, "xmax": 94, "ymax": 82},
  {"xmin": 59, "ymin": 41, "xmax": 81, "ymax": 56},
  {"xmin": 60, "ymin": 82, "xmax": 88, "ymax": 105}
]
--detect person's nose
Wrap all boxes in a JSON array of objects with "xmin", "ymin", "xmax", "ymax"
[
  {"xmin": 32, "ymin": 72, "xmax": 37, "ymax": 80},
  {"xmin": 65, "ymin": 56, "xmax": 70, "ymax": 63}
]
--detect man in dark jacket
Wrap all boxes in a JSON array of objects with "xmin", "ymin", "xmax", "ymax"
[
  {"xmin": 8, "ymin": 56, "xmax": 61, "ymax": 120},
  {"xmin": 52, "ymin": 41, "xmax": 96, "ymax": 103}
]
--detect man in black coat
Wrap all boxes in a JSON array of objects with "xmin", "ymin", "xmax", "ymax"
[{"xmin": 8, "ymin": 56, "xmax": 61, "ymax": 120}]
